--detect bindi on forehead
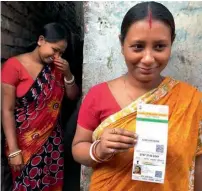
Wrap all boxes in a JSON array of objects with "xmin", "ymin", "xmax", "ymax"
[{"xmin": 147, "ymin": 6, "xmax": 152, "ymax": 29}]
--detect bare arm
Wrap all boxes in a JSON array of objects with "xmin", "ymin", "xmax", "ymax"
[
  {"xmin": 72, "ymin": 125, "xmax": 96, "ymax": 167},
  {"xmin": 1, "ymin": 83, "xmax": 19, "ymax": 153},
  {"xmin": 194, "ymin": 155, "xmax": 202, "ymax": 191},
  {"xmin": 53, "ymin": 57, "xmax": 79, "ymax": 100},
  {"xmin": 72, "ymin": 125, "xmax": 137, "ymax": 167},
  {"xmin": 64, "ymin": 72, "xmax": 79, "ymax": 100}
]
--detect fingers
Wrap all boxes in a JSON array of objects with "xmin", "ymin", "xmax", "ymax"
[
  {"xmin": 107, "ymin": 134, "xmax": 136, "ymax": 144},
  {"xmin": 97, "ymin": 128, "xmax": 138, "ymax": 158},
  {"xmin": 99, "ymin": 145, "xmax": 130, "ymax": 155},
  {"xmin": 53, "ymin": 58, "xmax": 63, "ymax": 63},
  {"xmin": 110, "ymin": 128, "xmax": 137, "ymax": 139},
  {"xmin": 54, "ymin": 62, "xmax": 64, "ymax": 68},
  {"xmin": 16, "ymin": 165, "xmax": 21, "ymax": 171},
  {"xmin": 54, "ymin": 62, "xmax": 65, "ymax": 72},
  {"xmin": 100, "ymin": 128, "xmax": 138, "ymax": 152},
  {"xmin": 12, "ymin": 165, "xmax": 22, "ymax": 172},
  {"xmin": 54, "ymin": 58, "xmax": 68, "ymax": 66},
  {"xmin": 9, "ymin": 159, "xmax": 24, "ymax": 172},
  {"xmin": 20, "ymin": 164, "xmax": 25, "ymax": 170},
  {"xmin": 55, "ymin": 66, "xmax": 64, "ymax": 71},
  {"xmin": 54, "ymin": 59, "xmax": 68, "ymax": 72},
  {"xmin": 107, "ymin": 140, "xmax": 134, "ymax": 150},
  {"xmin": 106, "ymin": 128, "xmax": 138, "ymax": 145},
  {"xmin": 12, "ymin": 165, "xmax": 17, "ymax": 172},
  {"xmin": 53, "ymin": 60, "xmax": 64, "ymax": 66}
]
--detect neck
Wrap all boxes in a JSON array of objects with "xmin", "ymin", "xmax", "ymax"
[
  {"xmin": 29, "ymin": 48, "xmax": 43, "ymax": 65},
  {"xmin": 126, "ymin": 73, "xmax": 163, "ymax": 92}
]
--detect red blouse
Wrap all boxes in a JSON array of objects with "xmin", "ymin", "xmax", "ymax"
[
  {"xmin": 77, "ymin": 83, "xmax": 121, "ymax": 131},
  {"xmin": 1, "ymin": 57, "xmax": 34, "ymax": 98}
]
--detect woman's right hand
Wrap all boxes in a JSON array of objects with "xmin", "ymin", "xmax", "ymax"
[
  {"xmin": 96, "ymin": 128, "xmax": 138, "ymax": 160},
  {"xmin": 9, "ymin": 153, "xmax": 24, "ymax": 172}
]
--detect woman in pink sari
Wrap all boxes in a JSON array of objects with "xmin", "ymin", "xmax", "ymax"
[{"xmin": 1, "ymin": 23, "xmax": 79, "ymax": 190}]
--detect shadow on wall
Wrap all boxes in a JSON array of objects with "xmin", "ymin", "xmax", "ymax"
[
  {"xmin": 1, "ymin": 58, "xmax": 13, "ymax": 191},
  {"xmin": 62, "ymin": 32, "xmax": 83, "ymax": 191}
]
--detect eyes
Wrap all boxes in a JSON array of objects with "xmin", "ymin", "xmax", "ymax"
[
  {"xmin": 52, "ymin": 47, "xmax": 64, "ymax": 55},
  {"xmin": 130, "ymin": 43, "xmax": 168, "ymax": 52}
]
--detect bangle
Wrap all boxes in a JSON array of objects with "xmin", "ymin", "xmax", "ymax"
[
  {"xmin": 90, "ymin": 141, "xmax": 102, "ymax": 163},
  {"xmin": 93, "ymin": 141, "xmax": 114, "ymax": 162},
  {"xmin": 65, "ymin": 80, "xmax": 75, "ymax": 87},
  {"xmin": 90, "ymin": 140, "xmax": 114, "ymax": 163},
  {"xmin": 8, "ymin": 150, "xmax": 22, "ymax": 158},
  {"xmin": 64, "ymin": 75, "xmax": 75, "ymax": 85}
]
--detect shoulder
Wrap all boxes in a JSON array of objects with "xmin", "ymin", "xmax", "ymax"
[
  {"xmin": 2, "ymin": 56, "xmax": 25, "ymax": 70},
  {"xmin": 2, "ymin": 57, "xmax": 19, "ymax": 66},
  {"xmin": 178, "ymin": 80, "xmax": 201, "ymax": 93},
  {"xmin": 107, "ymin": 76, "xmax": 124, "ymax": 89},
  {"xmin": 81, "ymin": 83, "xmax": 107, "ymax": 107},
  {"xmin": 85, "ymin": 82, "xmax": 108, "ymax": 97},
  {"xmin": 1, "ymin": 57, "xmax": 22, "ymax": 86},
  {"xmin": 1, "ymin": 57, "xmax": 22, "ymax": 77},
  {"xmin": 15, "ymin": 53, "xmax": 29, "ymax": 62},
  {"xmin": 175, "ymin": 79, "xmax": 202, "ymax": 101},
  {"xmin": 84, "ymin": 77, "xmax": 124, "ymax": 101},
  {"xmin": 167, "ymin": 76, "xmax": 199, "ymax": 92}
]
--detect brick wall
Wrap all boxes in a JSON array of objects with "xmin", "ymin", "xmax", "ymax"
[
  {"xmin": 1, "ymin": 2, "xmax": 84, "ymax": 189},
  {"xmin": 1, "ymin": 1, "xmax": 84, "ymax": 59}
]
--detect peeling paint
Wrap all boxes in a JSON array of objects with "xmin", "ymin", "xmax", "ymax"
[
  {"xmin": 106, "ymin": 49, "xmax": 113, "ymax": 70},
  {"xmin": 83, "ymin": 1, "xmax": 202, "ymax": 94}
]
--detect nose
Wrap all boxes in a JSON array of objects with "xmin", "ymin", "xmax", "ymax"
[
  {"xmin": 54, "ymin": 52, "xmax": 61, "ymax": 59},
  {"xmin": 141, "ymin": 50, "xmax": 155, "ymax": 66}
]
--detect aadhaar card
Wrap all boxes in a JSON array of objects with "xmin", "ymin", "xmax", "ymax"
[{"xmin": 132, "ymin": 103, "xmax": 169, "ymax": 184}]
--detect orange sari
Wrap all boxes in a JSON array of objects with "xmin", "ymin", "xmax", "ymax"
[{"xmin": 91, "ymin": 77, "xmax": 202, "ymax": 191}]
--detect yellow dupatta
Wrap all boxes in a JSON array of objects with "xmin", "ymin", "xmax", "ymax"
[{"xmin": 90, "ymin": 77, "xmax": 202, "ymax": 191}]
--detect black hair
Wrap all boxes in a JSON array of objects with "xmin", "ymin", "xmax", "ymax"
[
  {"xmin": 120, "ymin": 1, "xmax": 175, "ymax": 44},
  {"xmin": 40, "ymin": 22, "xmax": 68, "ymax": 43},
  {"xmin": 27, "ymin": 22, "xmax": 68, "ymax": 52}
]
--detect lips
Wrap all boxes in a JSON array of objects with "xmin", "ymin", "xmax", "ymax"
[{"xmin": 137, "ymin": 67, "xmax": 157, "ymax": 74}]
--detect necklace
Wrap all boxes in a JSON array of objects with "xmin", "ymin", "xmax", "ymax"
[
  {"xmin": 123, "ymin": 74, "xmax": 164, "ymax": 102},
  {"xmin": 123, "ymin": 74, "xmax": 137, "ymax": 102}
]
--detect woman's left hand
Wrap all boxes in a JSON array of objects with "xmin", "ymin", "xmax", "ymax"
[
  {"xmin": 53, "ymin": 57, "xmax": 72, "ymax": 77},
  {"xmin": 53, "ymin": 57, "xmax": 79, "ymax": 99}
]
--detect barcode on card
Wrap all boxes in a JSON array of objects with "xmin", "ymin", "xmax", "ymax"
[
  {"xmin": 156, "ymin": 144, "xmax": 164, "ymax": 153},
  {"xmin": 155, "ymin": 171, "xmax": 162, "ymax": 178}
]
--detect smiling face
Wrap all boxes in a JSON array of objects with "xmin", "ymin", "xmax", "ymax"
[
  {"xmin": 37, "ymin": 36, "xmax": 67, "ymax": 64},
  {"xmin": 121, "ymin": 19, "xmax": 172, "ymax": 83}
]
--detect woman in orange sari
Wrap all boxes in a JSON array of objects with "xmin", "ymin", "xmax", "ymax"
[
  {"xmin": 72, "ymin": 2, "xmax": 202, "ymax": 191},
  {"xmin": 1, "ymin": 23, "xmax": 79, "ymax": 190}
]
